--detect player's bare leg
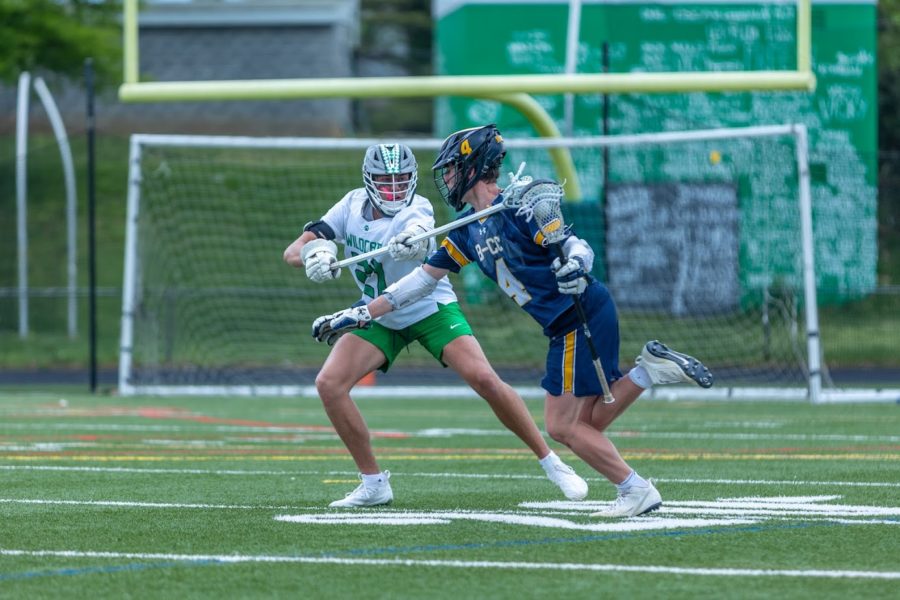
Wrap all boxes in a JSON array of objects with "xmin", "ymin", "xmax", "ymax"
[
  {"xmin": 442, "ymin": 335, "xmax": 551, "ymax": 457},
  {"xmin": 315, "ymin": 334, "xmax": 387, "ymax": 475},
  {"xmin": 587, "ymin": 377, "xmax": 645, "ymax": 432},
  {"xmin": 544, "ymin": 392, "xmax": 633, "ymax": 484},
  {"xmin": 546, "ymin": 391, "xmax": 661, "ymax": 517},
  {"xmin": 589, "ymin": 341, "xmax": 714, "ymax": 432},
  {"xmin": 442, "ymin": 335, "xmax": 588, "ymax": 500}
]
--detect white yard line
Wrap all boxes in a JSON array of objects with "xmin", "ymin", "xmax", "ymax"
[
  {"xmin": 0, "ymin": 496, "xmax": 895, "ymax": 520},
  {"xmin": 2, "ymin": 465, "xmax": 899, "ymax": 488},
  {"xmin": 2, "ymin": 495, "xmax": 898, "ymax": 522},
  {"xmin": 0, "ymin": 549, "xmax": 897, "ymax": 580}
]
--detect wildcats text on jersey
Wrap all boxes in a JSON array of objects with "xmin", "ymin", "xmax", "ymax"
[{"xmin": 345, "ymin": 232, "xmax": 383, "ymax": 254}]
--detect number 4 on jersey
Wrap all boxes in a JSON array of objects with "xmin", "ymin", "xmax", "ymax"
[{"xmin": 495, "ymin": 258, "xmax": 531, "ymax": 307}]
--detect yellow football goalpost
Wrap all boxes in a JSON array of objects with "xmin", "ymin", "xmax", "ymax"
[{"xmin": 118, "ymin": 0, "xmax": 815, "ymax": 200}]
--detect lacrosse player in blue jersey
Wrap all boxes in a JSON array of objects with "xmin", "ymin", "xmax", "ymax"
[
  {"xmin": 286, "ymin": 143, "xmax": 588, "ymax": 508},
  {"xmin": 312, "ymin": 127, "xmax": 714, "ymax": 518}
]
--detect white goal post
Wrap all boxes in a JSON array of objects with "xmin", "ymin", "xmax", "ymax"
[{"xmin": 118, "ymin": 124, "xmax": 886, "ymax": 402}]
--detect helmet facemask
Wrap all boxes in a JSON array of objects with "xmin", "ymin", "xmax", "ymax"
[
  {"xmin": 363, "ymin": 144, "xmax": 418, "ymax": 217},
  {"xmin": 433, "ymin": 161, "xmax": 468, "ymax": 212},
  {"xmin": 432, "ymin": 124, "xmax": 506, "ymax": 212}
]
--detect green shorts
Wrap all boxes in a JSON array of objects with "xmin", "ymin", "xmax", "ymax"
[{"xmin": 351, "ymin": 302, "xmax": 473, "ymax": 372}]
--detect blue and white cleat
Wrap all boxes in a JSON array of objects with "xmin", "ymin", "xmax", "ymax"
[{"xmin": 636, "ymin": 340, "xmax": 714, "ymax": 388}]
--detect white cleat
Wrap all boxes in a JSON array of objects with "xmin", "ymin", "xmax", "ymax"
[
  {"xmin": 543, "ymin": 460, "xmax": 589, "ymax": 501},
  {"xmin": 328, "ymin": 471, "xmax": 393, "ymax": 508},
  {"xmin": 635, "ymin": 340, "xmax": 714, "ymax": 388},
  {"xmin": 591, "ymin": 481, "xmax": 662, "ymax": 518}
]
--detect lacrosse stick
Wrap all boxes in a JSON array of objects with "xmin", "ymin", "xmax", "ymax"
[
  {"xmin": 334, "ymin": 163, "xmax": 533, "ymax": 269},
  {"xmin": 517, "ymin": 179, "xmax": 615, "ymax": 404}
]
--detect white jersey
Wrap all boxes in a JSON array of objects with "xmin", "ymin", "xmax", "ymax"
[{"xmin": 321, "ymin": 188, "xmax": 457, "ymax": 330}]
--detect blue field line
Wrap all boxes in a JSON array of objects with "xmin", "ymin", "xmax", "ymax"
[
  {"xmin": 0, "ymin": 559, "xmax": 221, "ymax": 582},
  {"xmin": 327, "ymin": 522, "xmax": 817, "ymax": 558}
]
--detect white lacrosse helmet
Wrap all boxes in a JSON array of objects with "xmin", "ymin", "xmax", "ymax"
[{"xmin": 362, "ymin": 143, "xmax": 418, "ymax": 217}]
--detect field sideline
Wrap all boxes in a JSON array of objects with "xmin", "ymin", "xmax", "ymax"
[{"xmin": 0, "ymin": 390, "xmax": 897, "ymax": 599}]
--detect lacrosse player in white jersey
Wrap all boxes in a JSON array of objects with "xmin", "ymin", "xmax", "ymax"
[{"xmin": 284, "ymin": 143, "xmax": 587, "ymax": 508}]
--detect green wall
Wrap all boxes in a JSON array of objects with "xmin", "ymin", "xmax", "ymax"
[{"xmin": 434, "ymin": 1, "xmax": 877, "ymax": 303}]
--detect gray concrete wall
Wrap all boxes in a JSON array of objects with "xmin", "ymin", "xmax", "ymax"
[
  {"xmin": 1, "ymin": 2, "xmax": 360, "ymax": 137},
  {"xmin": 110, "ymin": 23, "xmax": 355, "ymax": 135}
]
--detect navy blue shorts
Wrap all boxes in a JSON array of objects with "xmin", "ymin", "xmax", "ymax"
[{"xmin": 541, "ymin": 284, "xmax": 622, "ymax": 397}]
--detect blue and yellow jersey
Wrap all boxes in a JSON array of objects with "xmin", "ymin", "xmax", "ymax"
[{"xmin": 427, "ymin": 194, "xmax": 580, "ymax": 336}]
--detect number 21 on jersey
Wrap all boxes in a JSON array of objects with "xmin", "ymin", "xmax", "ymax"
[{"xmin": 354, "ymin": 258, "xmax": 386, "ymax": 299}]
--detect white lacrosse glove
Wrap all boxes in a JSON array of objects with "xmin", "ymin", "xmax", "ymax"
[
  {"xmin": 387, "ymin": 224, "xmax": 431, "ymax": 262},
  {"xmin": 300, "ymin": 239, "xmax": 341, "ymax": 283},
  {"xmin": 311, "ymin": 305, "xmax": 373, "ymax": 346},
  {"xmin": 551, "ymin": 256, "xmax": 589, "ymax": 295}
]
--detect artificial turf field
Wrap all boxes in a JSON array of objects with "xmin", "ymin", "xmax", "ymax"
[{"xmin": 0, "ymin": 389, "xmax": 897, "ymax": 599}]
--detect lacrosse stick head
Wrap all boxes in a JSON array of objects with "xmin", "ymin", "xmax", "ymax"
[
  {"xmin": 516, "ymin": 179, "xmax": 568, "ymax": 246},
  {"xmin": 499, "ymin": 161, "xmax": 533, "ymax": 209}
]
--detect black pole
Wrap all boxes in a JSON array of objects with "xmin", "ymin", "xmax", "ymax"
[{"xmin": 85, "ymin": 59, "xmax": 97, "ymax": 392}]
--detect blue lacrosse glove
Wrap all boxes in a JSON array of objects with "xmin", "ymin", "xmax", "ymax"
[
  {"xmin": 311, "ymin": 305, "xmax": 373, "ymax": 346},
  {"xmin": 550, "ymin": 255, "xmax": 590, "ymax": 295}
]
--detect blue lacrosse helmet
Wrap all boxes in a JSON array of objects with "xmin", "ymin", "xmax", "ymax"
[{"xmin": 432, "ymin": 124, "xmax": 506, "ymax": 211}]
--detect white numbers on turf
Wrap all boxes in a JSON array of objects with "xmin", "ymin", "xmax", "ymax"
[
  {"xmin": 495, "ymin": 258, "xmax": 531, "ymax": 307},
  {"xmin": 275, "ymin": 495, "xmax": 900, "ymax": 532}
]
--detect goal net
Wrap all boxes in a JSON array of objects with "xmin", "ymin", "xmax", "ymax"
[{"xmin": 119, "ymin": 125, "xmax": 825, "ymax": 400}]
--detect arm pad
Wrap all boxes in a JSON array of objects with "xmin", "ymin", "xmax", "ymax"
[
  {"xmin": 563, "ymin": 236, "xmax": 594, "ymax": 272},
  {"xmin": 383, "ymin": 267, "xmax": 440, "ymax": 310},
  {"xmin": 303, "ymin": 220, "xmax": 336, "ymax": 240}
]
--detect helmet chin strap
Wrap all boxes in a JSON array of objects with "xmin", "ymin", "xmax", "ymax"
[{"xmin": 448, "ymin": 186, "xmax": 466, "ymax": 211}]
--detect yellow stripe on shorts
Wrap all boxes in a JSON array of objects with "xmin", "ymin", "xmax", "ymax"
[{"xmin": 563, "ymin": 330, "xmax": 576, "ymax": 393}]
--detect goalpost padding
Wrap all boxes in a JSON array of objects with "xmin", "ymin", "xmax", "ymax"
[{"xmin": 120, "ymin": 124, "xmax": 839, "ymax": 401}]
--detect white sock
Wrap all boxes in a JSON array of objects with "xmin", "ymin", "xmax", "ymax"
[
  {"xmin": 628, "ymin": 365, "xmax": 652, "ymax": 389},
  {"xmin": 616, "ymin": 470, "xmax": 649, "ymax": 492},
  {"xmin": 538, "ymin": 451, "xmax": 560, "ymax": 471},
  {"xmin": 362, "ymin": 472, "xmax": 386, "ymax": 486}
]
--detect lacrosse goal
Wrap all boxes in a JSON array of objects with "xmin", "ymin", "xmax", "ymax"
[{"xmin": 119, "ymin": 125, "xmax": 830, "ymax": 400}]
